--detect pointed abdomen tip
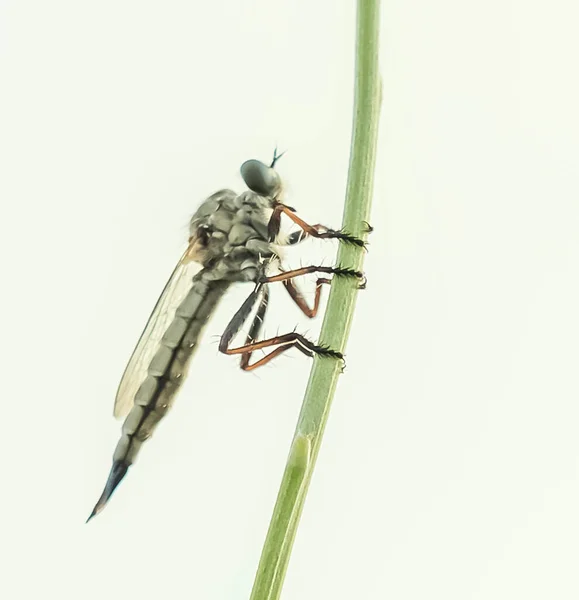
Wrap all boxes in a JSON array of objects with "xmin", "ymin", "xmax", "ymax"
[{"xmin": 86, "ymin": 461, "xmax": 130, "ymax": 522}]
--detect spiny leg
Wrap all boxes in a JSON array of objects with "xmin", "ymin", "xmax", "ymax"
[
  {"xmin": 222, "ymin": 331, "xmax": 343, "ymax": 371},
  {"xmin": 262, "ymin": 265, "xmax": 365, "ymax": 287},
  {"xmin": 268, "ymin": 202, "xmax": 368, "ymax": 248},
  {"xmin": 219, "ymin": 284, "xmax": 343, "ymax": 371},
  {"xmin": 267, "ymin": 264, "xmax": 366, "ymax": 318},
  {"xmin": 287, "ymin": 221, "xmax": 374, "ymax": 246}
]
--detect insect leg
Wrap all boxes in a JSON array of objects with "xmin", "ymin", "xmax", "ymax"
[
  {"xmin": 262, "ymin": 265, "xmax": 366, "ymax": 318},
  {"xmin": 239, "ymin": 286, "xmax": 270, "ymax": 370},
  {"xmin": 268, "ymin": 203, "xmax": 369, "ymax": 248},
  {"xmin": 286, "ymin": 221, "xmax": 373, "ymax": 246},
  {"xmin": 218, "ymin": 283, "xmax": 267, "ymax": 370},
  {"xmin": 219, "ymin": 284, "xmax": 343, "ymax": 371},
  {"xmin": 220, "ymin": 330, "xmax": 343, "ymax": 371},
  {"xmin": 263, "ymin": 265, "xmax": 365, "ymax": 286}
]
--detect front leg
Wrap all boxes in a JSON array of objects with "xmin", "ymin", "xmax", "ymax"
[{"xmin": 268, "ymin": 202, "xmax": 369, "ymax": 248}]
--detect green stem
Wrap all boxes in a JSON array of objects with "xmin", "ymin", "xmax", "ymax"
[{"xmin": 249, "ymin": 1, "xmax": 381, "ymax": 598}]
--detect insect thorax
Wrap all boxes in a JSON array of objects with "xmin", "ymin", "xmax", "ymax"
[{"xmin": 188, "ymin": 189, "xmax": 278, "ymax": 283}]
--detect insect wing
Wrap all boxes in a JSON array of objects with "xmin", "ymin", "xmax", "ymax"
[{"xmin": 113, "ymin": 242, "xmax": 203, "ymax": 419}]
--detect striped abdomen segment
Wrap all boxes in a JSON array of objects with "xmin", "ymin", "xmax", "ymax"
[{"xmin": 88, "ymin": 276, "xmax": 228, "ymax": 520}]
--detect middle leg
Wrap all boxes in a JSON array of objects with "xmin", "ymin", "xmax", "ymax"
[{"xmin": 261, "ymin": 265, "xmax": 366, "ymax": 318}]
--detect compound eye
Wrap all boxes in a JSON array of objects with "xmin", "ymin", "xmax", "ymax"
[{"xmin": 240, "ymin": 159, "xmax": 281, "ymax": 197}]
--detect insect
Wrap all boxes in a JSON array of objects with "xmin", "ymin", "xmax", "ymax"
[{"xmin": 87, "ymin": 152, "xmax": 366, "ymax": 521}]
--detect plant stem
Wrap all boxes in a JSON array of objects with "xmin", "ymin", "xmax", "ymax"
[{"xmin": 249, "ymin": 1, "xmax": 381, "ymax": 598}]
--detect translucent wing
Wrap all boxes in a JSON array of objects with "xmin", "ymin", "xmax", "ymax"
[{"xmin": 113, "ymin": 240, "xmax": 204, "ymax": 419}]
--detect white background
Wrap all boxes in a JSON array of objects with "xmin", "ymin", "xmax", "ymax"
[{"xmin": 1, "ymin": 0, "xmax": 578, "ymax": 598}]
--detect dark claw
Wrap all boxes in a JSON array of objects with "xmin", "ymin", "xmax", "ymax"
[{"xmin": 363, "ymin": 221, "xmax": 374, "ymax": 234}]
